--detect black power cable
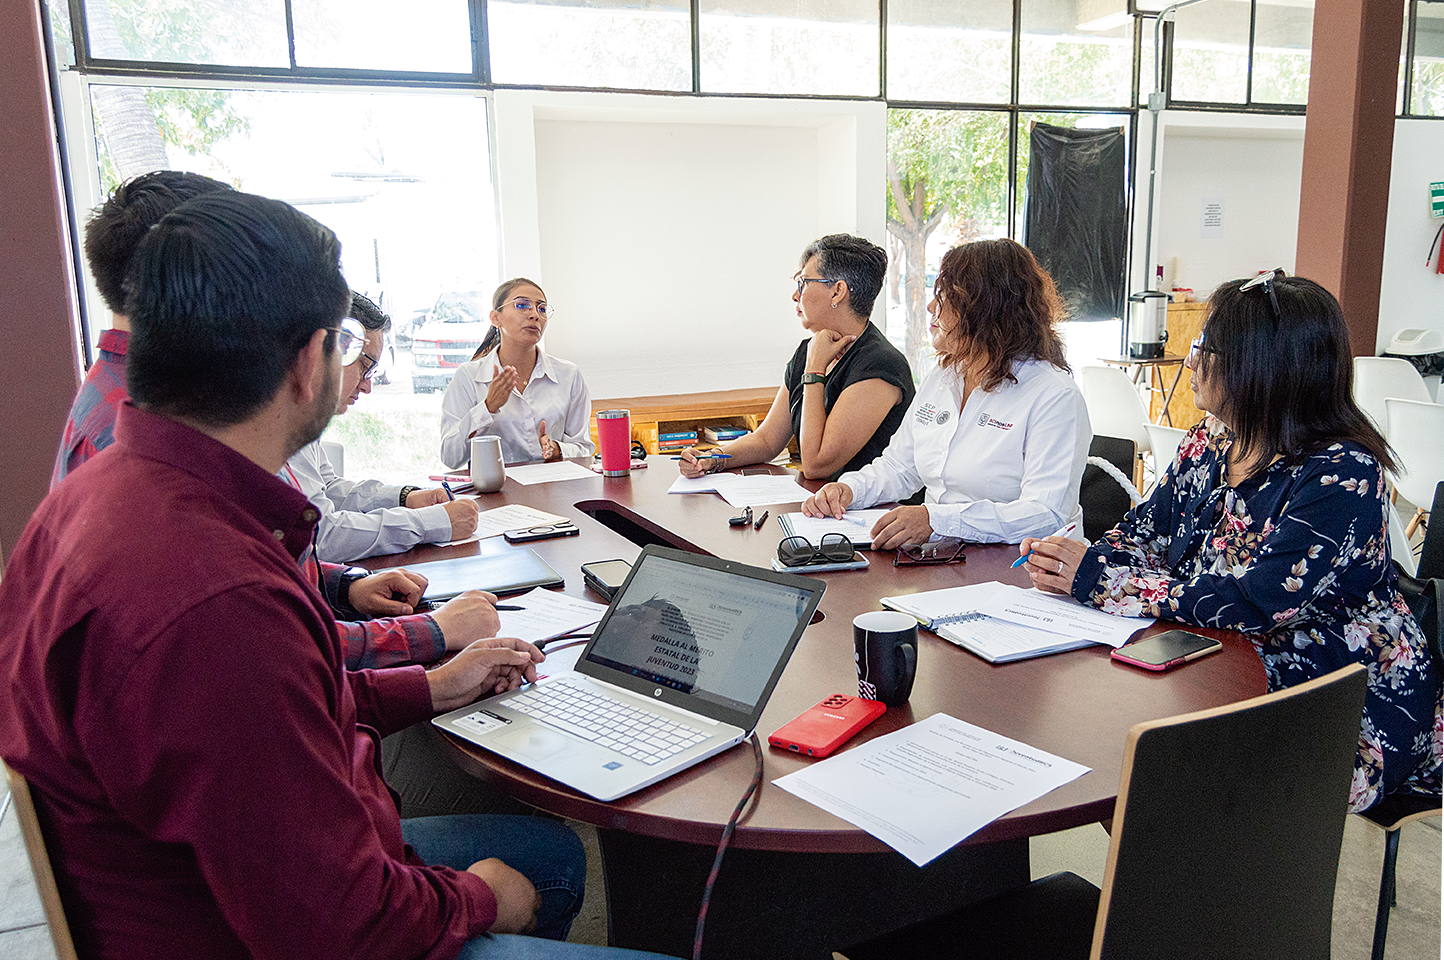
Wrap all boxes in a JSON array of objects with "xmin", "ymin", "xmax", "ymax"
[{"xmin": 692, "ymin": 733, "xmax": 764, "ymax": 960}]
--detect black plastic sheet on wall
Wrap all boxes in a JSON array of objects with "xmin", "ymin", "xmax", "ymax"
[{"xmin": 1023, "ymin": 123, "xmax": 1128, "ymax": 323}]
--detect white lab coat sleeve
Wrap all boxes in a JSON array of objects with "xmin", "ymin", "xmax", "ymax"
[
  {"xmin": 925, "ymin": 384, "xmax": 1092, "ymax": 544},
  {"xmin": 555, "ymin": 369, "xmax": 596, "ymax": 460},
  {"xmin": 438, "ymin": 362, "xmax": 495, "ymax": 469},
  {"xmin": 837, "ymin": 400, "xmax": 924, "ymax": 509}
]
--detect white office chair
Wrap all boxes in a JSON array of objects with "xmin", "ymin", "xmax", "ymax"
[
  {"xmin": 1354, "ymin": 357, "xmax": 1431, "ymax": 439},
  {"xmin": 1389, "ymin": 502, "xmax": 1418, "ymax": 577},
  {"xmin": 1142, "ymin": 423, "xmax": 1187, "ymax": 490},
  {"xmin": 1082, "ymin": 366, "xmax": 1152, "ymax": 488},
  {"xmin": 1384, "ymin": 397, "xmax": 1444, "ymax": 539}
]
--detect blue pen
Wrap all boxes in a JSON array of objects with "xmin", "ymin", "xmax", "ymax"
[
  {"xmin": 1012, "ymin": 521, "xmax": 1079, "ymax": 568},
  {"xmin": 440, "ymin": 480, "xmax": 457, "ymax": 501},
  {"xmin": 670, "ymin": 453, "xmax": 733, "ymax": 460}
]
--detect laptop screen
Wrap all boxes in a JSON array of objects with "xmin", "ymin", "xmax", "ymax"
[{"xmin": 580, "ymin": 546, "xmax": 824, "ymax": 729}]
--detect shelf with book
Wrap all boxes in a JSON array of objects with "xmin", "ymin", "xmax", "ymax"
[{"xmin": 589, "ymin": 388, "xmax": 775, "ymax": 455}]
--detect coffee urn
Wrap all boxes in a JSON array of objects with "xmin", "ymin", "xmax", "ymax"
[{"xmin": 1126, "ymin": 291, "xmax": 1169, "ymax": 359}]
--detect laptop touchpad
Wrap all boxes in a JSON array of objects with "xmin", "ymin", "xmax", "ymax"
[{"xmin": 495, "ymin": 726, "xmax": 575, "ymax": 761}]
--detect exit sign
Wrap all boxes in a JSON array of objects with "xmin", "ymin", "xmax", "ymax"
[{"xmin": 1434, "ymin": 182, "xmax": 1444, "ymax": 218}]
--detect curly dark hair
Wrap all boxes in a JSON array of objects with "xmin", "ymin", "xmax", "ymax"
[{"xmin": 932, "ymin": 238, "xmax": 1069, "ymax": 392}]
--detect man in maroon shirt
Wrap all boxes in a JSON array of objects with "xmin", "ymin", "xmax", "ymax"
[{"xmin": 0, "ymin": 191, "xmax": 660, "ymax": 960}]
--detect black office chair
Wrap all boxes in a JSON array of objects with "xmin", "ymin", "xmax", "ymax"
[
  {"xmin": 1360, "ymin": 554, "xmax": 1442, "ymax": 960},
  {"xmin": 1415, "ymin": 480, "xmax": 1443, "ymax": 581},
  {"xmin": 1080, "ymin": 436, "xmax": 1139, "ymax": 542},
  {"xmin": 837, "ymin": 664, "xmax": 1369, "ymax": 960}
]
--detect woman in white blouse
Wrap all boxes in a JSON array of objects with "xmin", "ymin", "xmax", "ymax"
[
  {"xmin": 439, "ymin": 278, "xmax": 595, "ymax": 467},
  {"xmin": 802, "ymin": 238, "xmax": 1091, "ymax": 549}
]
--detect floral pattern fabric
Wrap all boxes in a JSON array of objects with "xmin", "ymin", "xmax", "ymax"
[{"xmin": 1072, "ymin": 417, "xmax": 1442, "ymax": 812}]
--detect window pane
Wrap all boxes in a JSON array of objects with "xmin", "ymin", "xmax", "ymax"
[
  {"xmin": 1014, "ymin": 111, "xmax": 1129, "ymax": 238},
  {"xmin": 1018, "ymin": 0, "xmax": 1133, "ymax": 107},
  {"xmin": 886, "ymin": 0, "xmax": 1012, "ymax": 104},
  {"xmin": 1414, "ymin": 0, "xmax": 1444, "ymax": 116},
  {"xmin": 293, "ymin": 0, "xmax": 472, "ymax": 73},
  {"xmin": 700, "ymin": 1, "xmax": 879, "ymax": 96},
  {"xmin": 44, "ymin": 0, "xmax": 76, "ymax": 69},
  {"xmin": 84, "ymin": 0, "xmax": 289, "ymax": 67},
  {"xmin": 885, "ymin": 108, "xmax": 1009, "ymax": 372},
  {"xmin": 1169, "ymin": 0, "xmax": 1249, "ymax": 103},
  {"xmin": 488, "ymin": 0, "xmax": 690, "ymax": 91},
  {"xmin": 1251, "ymin": 0, "xmax": 1312, "ymax": 104},
  {"xmin": 85, "ymin": 85, "xmax": 498, "ymax": 481}
]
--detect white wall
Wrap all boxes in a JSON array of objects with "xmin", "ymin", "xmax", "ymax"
[
  {"xmin": 1377, "ymin": 119, "xmax": 1444, "ymax": 353},
  {"xmin": 491, "ymin": 90, "xmax": 885, "ymax": 399},
  {"xmin": 1143, "ymin": 112, "xmax": 1305, "ymax": 299}
]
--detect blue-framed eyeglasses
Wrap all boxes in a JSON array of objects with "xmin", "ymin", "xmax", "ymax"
[
  {"xmin": 1239, "ymin": 268, "xmax": 1285, "ymax": 322},
  {"xmin": 500, "ymin": 296, "xmax": 550, "ymax": 318},
  {"xmin": 795, "ymin": 276, "xmax": 838, "ymax": 297},
  {"xmin": 336, "ymin": 317, "xmax": 366, "ymax": 366}
]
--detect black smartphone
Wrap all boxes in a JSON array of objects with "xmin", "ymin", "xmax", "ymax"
[
  {"xmin": 1111, "ymin": 629, "xmax": 1223, "ymax": 672},
  {"xmin": 502, "ymin": 520, "xmax": 579, "ymax": 543},
  {"xmin": 580, "ymin": 558, "xmax": 632, "ymax": 599}
]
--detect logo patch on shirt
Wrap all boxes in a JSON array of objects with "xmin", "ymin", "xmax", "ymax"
[
  {"xmin": 915, "ymin": 403, "xmax": 941, "ymax": 425},
  {"xmin": 936, "ymin": 411, "xmax": 950, "ymax": 425},
  {"xmin": 976, "ymin": 412, "xmax": 1015, "ymax": 431}
]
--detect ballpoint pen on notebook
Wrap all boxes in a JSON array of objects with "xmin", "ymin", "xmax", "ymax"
[
  {"xmin": 670, "ymin": 453, "xmax": 733, "ymax": 460},
  {"xmin": 441, "ymin": 480, "xmax": 457, "ymax": 501},
  {"xmin": 1011, "ymin": 521, "xmax": 1079, "ymax": 568}
]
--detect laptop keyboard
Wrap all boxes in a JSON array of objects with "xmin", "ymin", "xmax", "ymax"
[{"xmin": 508, "ymin": 680, "xmax": 710, "ymax": 765}]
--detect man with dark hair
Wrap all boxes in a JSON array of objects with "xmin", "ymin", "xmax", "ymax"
[
  {"xmin": 1, "ymin": 191, "xmax": 659, "ymax": 960},
  {"xmin": 52, "ymin": 173, "xmax": 494, "ymax": 672},
  {"xmin": 285, "ymin": 291, "xmax": 480, "ymax": 562},
  {"xmin": 52, "ymin": 170, "xmax": 232, "ymax": 487}
]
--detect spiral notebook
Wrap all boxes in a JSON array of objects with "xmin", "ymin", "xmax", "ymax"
[{"xmin": 880, "ymin": 583, "xmax": 1097, "ymax": 664}]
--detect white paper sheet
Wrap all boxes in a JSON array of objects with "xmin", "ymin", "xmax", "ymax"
[
  {"xmin": 472, "ymin": 503, "xmax": 572, "ymax": 539},
  {"xmin": 774, "ymin": 713, "xmax": 1090, "ymax": 866},
  {"xmin": 975, "ymin": 584, "xmax": 1152, "ymax": 648},
  {"xmin": 493, "ymin": 587, "xmax": 609, "ymax": 644},
  {"xmin": 666, "ymin": 473, "xmax": 808, "ymax": 508},
  {"xmin": 504, "ymin": 461, "xmax": 598, "ymax": 485},
  {"xmin": 779, "ymin": 510, "xmax": 892, "ymax": 547}
]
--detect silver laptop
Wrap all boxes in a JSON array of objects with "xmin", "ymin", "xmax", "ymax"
[{"xmin": 433, "ymin": 544, "xmax": 825, "ymax": 801}]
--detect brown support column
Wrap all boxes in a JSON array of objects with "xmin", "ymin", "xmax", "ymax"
[
  {"xmin": 1295, "ymin": 0, "xmax": 1406, "ymax": 357},
  {"xmin": 0, "ymin": 1, "xmax": 83, "ymax": 567}
]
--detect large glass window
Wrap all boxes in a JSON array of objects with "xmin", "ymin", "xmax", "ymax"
[
  {"xmin": 86, "ymin": 85, "xmax": 496, "ymax": 481},
  {"xmin": 292, "ymin": 0, "xmax": 473, "ymax": 73},
  {"xmin": 1251, "ymin": 0, "xmax": 1313, "ymax": 105},
  {"xmin": 84, "ymin": 0, "xmax": 290, "ymax": 67},
  {"xmin": 700, "ymin": 0, "xmax": 880, "ymax": 96},
  {"xmin": 1169, "ymin": 0, "xmax": 1251, "ymax": 104},
  {"xmin": 488, "ymin": 0, "xmax": 691, "ymax": 91},
  {"xmin": 886, "ymin": 0, "xmax": 1013, "ymax": 104},
  {"xmin": 885, "ymin": 108, "xmax": 1009, "ymax": 373},
  {"xmin": 1019, "ymin": 0, "xmax": 1134, "ymax": 107},
  {"xmin": 1414, "ymin": 0, "xmax": 1444, "ymax": 116}
]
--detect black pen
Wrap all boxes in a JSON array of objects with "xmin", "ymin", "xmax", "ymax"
[
  {"xmin": 753, "ymin": 510, "xmax": 769, "ymax": 531},
  {"xmin": 494, "ymin": 604, "xmax": 525, "ymax": 611}
]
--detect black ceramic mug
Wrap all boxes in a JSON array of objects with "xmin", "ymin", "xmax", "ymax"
[{"xmin": 853, "ymin": 610, "xmax": 918, "ymax": 706}]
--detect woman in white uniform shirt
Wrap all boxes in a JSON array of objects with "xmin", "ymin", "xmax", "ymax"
[
  {"xmin": 439, "ymin": 278, "xmax": 595, "ymax": 467},
  {"xmin": 803, "ymin": 238, "xmax": 1091, "ymax": 548}
]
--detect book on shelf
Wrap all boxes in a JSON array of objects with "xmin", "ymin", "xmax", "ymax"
[
  {"xmin": 658, "ymin": 430, "xmax": 698, "ymax": 441},
  {"xmin": 702, "ymin": 426, "xmax": 749, "ymax": 443}
]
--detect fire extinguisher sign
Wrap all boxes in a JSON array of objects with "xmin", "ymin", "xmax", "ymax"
[{"xmin": 1432, "ymin": 182, "xmax": 1444, "ymax": 218}]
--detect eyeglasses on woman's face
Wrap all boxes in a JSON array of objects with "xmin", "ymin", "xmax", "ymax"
[
  {"xmin": 500, "ymin": 296, "xmax": 550, "ymax": 319},
  {"xmin": 794, "ymin": 276, "xmax": 837, "ymax": 298}
]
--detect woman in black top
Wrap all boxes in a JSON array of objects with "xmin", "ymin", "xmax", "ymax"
[{"xmin": 678, "ymin": 234, "xmax": 915, "ymax": 481}]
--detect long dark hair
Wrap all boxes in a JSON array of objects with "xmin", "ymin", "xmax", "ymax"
[
  {"xmin": 1199, "ymin": 275, "xmax": 1395, "ymax": 473},
  {"xmin": 933, "ymin": 238, "xmax": 1069, "ymax": 392}
]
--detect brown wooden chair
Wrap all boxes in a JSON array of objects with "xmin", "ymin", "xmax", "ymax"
[
  {"xmin": 836, "ymin": 663, "xmax": 1369, "ymax": 960},
  {"xmin": 4, "ymin": 763, "xmax": 80, "ymax": 960}
]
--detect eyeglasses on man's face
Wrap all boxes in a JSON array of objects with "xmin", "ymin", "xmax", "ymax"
[
  {"xmin": 795, "ymin": 276, "xmax": 837, "ymax": 298},
  {"xmin": 336, "ymin": 317, "xmax": 366, "ymax": 366},
  {"xmin": 356, "ymin": 350, "xmax": 380, "ymax": 383},
  {"xmin": 1239, "ymin": 268, "xmax": 1285, "ymax": 322},
  {"xmin": 500, "ymin": 296, "xmax": 550, "ymax": 318}
]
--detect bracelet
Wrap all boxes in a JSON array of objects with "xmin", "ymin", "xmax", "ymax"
[{"xmin": 398, "ymin": 484, "xmax": 420, "ymax": 507}]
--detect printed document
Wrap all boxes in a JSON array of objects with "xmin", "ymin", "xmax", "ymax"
[
  {"xmin": 778, "ymin": 510, "xmax": 892, "ymax": 548},
  {"xmin": 505, "ymin": 461, "xmax": 598, "ymax": 485},
  {"xmin": 474, "ymin": 503, "xmax": 572, "ymax": 539},
  {"xmin": 774, "ymin": 713, "xmax": 1090, "ymax": 866},
  {"xmin": 975, "ymin": 584, "xmax": 1152, "ymax": 648},
  {"xmin": 666, "ymin": 473, "xmax": 808, "ymax": 508},
  {"xmin": 493, "ymin": 588, "xmax": 609, "ymax": 644}
]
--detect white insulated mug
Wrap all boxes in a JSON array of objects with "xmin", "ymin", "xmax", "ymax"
[{"xmin": 470, "ymin": 435, "xmax": 505, "ymax": 493}]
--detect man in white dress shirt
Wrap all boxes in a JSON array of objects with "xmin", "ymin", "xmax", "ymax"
[{"xmin": 286, "ymin": 293, "xmax": 480, "ymax": 562}]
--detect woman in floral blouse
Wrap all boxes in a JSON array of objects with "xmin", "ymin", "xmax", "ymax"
[{"xmin": 1023, "ymin": 273, "xmax": 1441, "ymax": 812}]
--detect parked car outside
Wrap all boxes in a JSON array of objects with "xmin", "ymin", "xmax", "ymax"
[{"xmin": 411, "ymin": 290, "xmax": 492, "ymax": 393}]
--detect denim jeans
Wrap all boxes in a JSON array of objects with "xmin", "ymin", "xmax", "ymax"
[{"xmin": 401, "ymin": 815, "xmax": 675, "ymax": 960}]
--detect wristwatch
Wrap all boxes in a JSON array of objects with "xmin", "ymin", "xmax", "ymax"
[
  {"xmin": 398, "ymin": 484, "xmax": 421, "ymax": 506},
  {"xmin": 800, "ymin": 372, "xmax": 828, "ymax": 386}
]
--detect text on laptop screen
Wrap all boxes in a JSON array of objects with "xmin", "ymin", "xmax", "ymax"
[{"xmin": 583, "ymin": 553, "xmax": 814, "ymax": 714}]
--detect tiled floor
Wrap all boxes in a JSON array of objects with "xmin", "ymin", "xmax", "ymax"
[{"xmin": 3, "ymin": 792, "xmax": 1438, "ymax": 958}]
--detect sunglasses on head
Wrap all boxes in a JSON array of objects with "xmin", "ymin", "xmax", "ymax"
[{"xmin": 1239, "ymin": 268, "xmax": 1286, "ymax": 323}]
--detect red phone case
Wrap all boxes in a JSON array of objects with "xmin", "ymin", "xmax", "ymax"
[{"xmin": 768, "ymin": 694, "xmax": 886, "ymax": 758}]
